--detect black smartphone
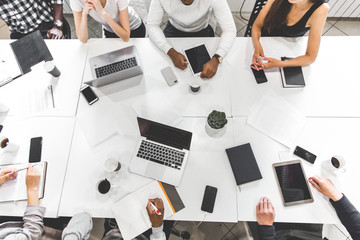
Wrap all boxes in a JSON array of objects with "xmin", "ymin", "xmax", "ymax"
[
  {"xmin": 201, "ymin": 185, "xmax": 217, "ymax": 213},
  {"xmin": 251, "ymin": 65, "xmax": 267, "ymax": 84},
  {"xmin": 29, "ymin": 137, "xmax": 43, "ymax": 163},
  {"xmin": 294, "ymin": 146, "xmax": 316, "ymax": 164},
  {"xmin": 0, "ymin": 125, "xmax": 3, "ymax": 133},
  {"xmin": 80, "ymin": 85, "xmax": 99, "ymax": 105}
]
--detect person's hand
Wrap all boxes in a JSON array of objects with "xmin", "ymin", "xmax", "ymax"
[
  {"xmin": 252, "ymin": 46, "xmax": 265, "ymax": 70},
  {"xmin": 0, "ymin": 168, "xmax": 17, "ymax": 186},
  {"xmin": 200, "ymin": 57, "xmax": 219, "ymax": 79},
  {"xmin": 256, "ymin": 197, "xmax": 275, "ymax": 226},
  {"xmin": 47, "ymin": 27, "xmax": 63, "ymax": 39},
  {"xmin": 309, "ymin": 176, "xmax": 343, "ymax": 201},
  {"xmin": 167, "ymin": 48, "xmax": 188, "ymax": 70},
  {"xmin": 83, "ymin": 1, "xmax": 95, "ymax": 15},
  {"xmin": 87, "ymin": 0, "xmax": 104, "ymax": 14},
  {"xmin": 146, "ymin": 198, "xmax": 164, "ymax": 228},
  {"xmin": 262, "ymin": 57, "xmax": 283, "ymax": 69},
  {"xmin": 26, "ymin": 164, "xmax": 40, "ymax": 192}
]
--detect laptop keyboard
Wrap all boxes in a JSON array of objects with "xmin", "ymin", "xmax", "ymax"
[
  {"xmin": 95, "ymin": 57, "xmax": 137, "ymax": 78},
  {"xmin": 137, "ymin": 140, "xmax": 185, "ymax": 170}
]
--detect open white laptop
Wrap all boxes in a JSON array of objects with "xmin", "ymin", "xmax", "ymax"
[
  {"xmin": 129, "ymin": 117, "xmax": 193, "ymax": 186},
  {"xmin": 85, "ymin": 45, "xmax": 143, "ymax": 88}
]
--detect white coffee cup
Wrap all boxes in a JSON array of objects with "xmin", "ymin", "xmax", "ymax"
[
  {"xmin": 321, "ymin": 155, "xmax": 346, "ymax": 173},
  {"xmin": 105, "ymin": 158, "xmax": 121, "ymax": 172},
  {"xmin": 44, "ymin": 61, "xmax": 61, "ymax": 77},
  {"xmin": 189, "ymin": 76, "xmax": 201, "ymax": 93},
  {"xmin": 0, "ymin": 137, "xmax": 19, "ymax": 152}
]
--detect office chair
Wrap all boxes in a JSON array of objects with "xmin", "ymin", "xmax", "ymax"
[
  {"xmin": 243, "ymin": 0, "xmax": 267, "ymax": 37},
  {"xmin": 62, "ymin": 17, "xmax": 71, "ymax": 39}
]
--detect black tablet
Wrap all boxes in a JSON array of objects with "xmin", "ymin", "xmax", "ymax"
[
  {"xmin": 273, "ymin": 160, "xmax": 313, "ymax": 206},
  {"xmin": 184, "ymin": 44, "xmax": 211, "ymax": 75}
]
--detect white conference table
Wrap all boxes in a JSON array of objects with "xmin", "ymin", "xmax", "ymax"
[
  {"xmin": 229, "ymin": 36, "xmax": 360, "ymax": 117},
  {"xmin": 0, "ymin": 116, "xmax": 75, "ymax": 217},
  {"xmin": 0, "ymin": 40, "xmax": 87, "ymax": 117}
]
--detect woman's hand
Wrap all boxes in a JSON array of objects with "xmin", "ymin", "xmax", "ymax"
[
  {"xmin": 0, "ymin": 168, "xmax": 17, "ymax": 186},
  {"xmin": 87, "ymin": 0, "xmax": 104, "ymax": 14},
  {"xmin": 252, "ymin": 45, "xmax": 265, "ymax": 70},
  {"xmin": 83, "ymin": 1, "xmax": 95, "ymax": 15},
  {"xmin": 262, "ymin": 57, "xmax": 283, "ymax": 69}
]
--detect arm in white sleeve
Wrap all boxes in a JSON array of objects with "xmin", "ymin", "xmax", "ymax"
[
  {"xmin": 150, "ymin": 224, "xmax": 166, "ymax": 240},
  {"xmin": 147, "ymin": 0, "xmax": 172, "ymax": 54},
  {"xmin": 212, "ymin": 0, "xmax": 236, "ymax": 58}
]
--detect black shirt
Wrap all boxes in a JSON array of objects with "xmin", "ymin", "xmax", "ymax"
[{"xmin": 262, "ymin": 0, "xmax": 326, "ymax": 37}]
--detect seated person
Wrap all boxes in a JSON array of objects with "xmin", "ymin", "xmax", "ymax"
[
  {"xmin": 256, "ymin": 176, "xmax": 360, "ymax": 240},
  {"xmin": 70, "ymin": 0, "xmax": 146, "ymax": 43},
  {"xmin": 61, "ymin": 198, "xmax": 166, "ymax": 240},
  {"xmin": 147, "ymin": 0, "xmax": 236, "ymax": 79},
  {"xmin": 0, "ymin": 0, "xmax": 64, "ymax": 39},
  {"xmin": 251, "ymin": 0, "xmax": 329, "ymax": 71},
  {"xmin": 0, "ymin": 164, "xmax": 45, "ymax": 239}
]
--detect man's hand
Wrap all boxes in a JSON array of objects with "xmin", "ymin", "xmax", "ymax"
[
  {"xmin": 26, "ymin": 164, "xmax": 41, "ymax": 205},
  {"xmin": 256, "ymin": 197, "xmax": 275, "ymax": 226},
  {"xmin": 47, "ymin": 27, "xmax": 63, "ymax": 39},
  {"xmin": 146, "ymin": 198, "xmax": 164, "ymax": 228},
  {"xmin": 200, "ymin": 57, "xmax": 219, "ymax": 79},
  {"xmin": 309, "ymin": 176, "xmax": 343, "ymax": 201},
  {"xmin": 0, "ymin": 168, "xmax": 17, "ymax": 186},
  {"xmin": 167, "ymin": 48, "xmax": 188, "ymax": 70}
]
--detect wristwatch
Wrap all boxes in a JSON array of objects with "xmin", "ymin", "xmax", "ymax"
[
  {"xmin": 54, "ymin": 20, "xmax": 63, "ymax": 29},
  {"xmin": 213, "ymin": 54, "xmax": 223, "ymax": 64}
]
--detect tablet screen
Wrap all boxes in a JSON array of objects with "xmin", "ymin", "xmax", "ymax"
[
  {"xmin": 184, "ymin": 45, "xmax": 211, "ymax": 74},
  {"xmin": 274, "ymin": 162, "xmax": 312, "ymax": 203}
]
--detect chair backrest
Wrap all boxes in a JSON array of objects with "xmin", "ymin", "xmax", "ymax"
[
  {"xmin": 62, "ymin": 17, "xmax": 71, "ymax": 39},
  {"xmin": 244, "ymin": 0, "xmax": 267, "ymax": 37},
  {"xmin": 128, "ymin": 0, "xmax": 151, "ymax": 23}
]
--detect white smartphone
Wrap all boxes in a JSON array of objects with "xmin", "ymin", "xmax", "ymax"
[
  {"xmin": 80, "ymin": 85, "xmax": 99, "ymax": 105},
  {"xmin": 161, "ymin": 66, "xmax": 178, "ymax": 86}
]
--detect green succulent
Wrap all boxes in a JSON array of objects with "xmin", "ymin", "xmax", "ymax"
[{"xmin": 207, "ymin": 110, "xmax": 227, "ymax": 129}]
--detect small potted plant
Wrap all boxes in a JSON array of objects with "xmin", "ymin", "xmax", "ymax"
[{"xmin": 206, "ymin": 110, "xmax": 228, "ymax": 137}]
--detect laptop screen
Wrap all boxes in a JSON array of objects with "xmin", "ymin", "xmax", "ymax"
[{"xmin": 137, "ymin": 117, "xmax": 192, "ymax": 150}]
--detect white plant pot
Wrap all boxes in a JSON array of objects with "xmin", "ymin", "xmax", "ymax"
[{"xmin": 205, "ymin": 121, "xmax": 227, "ymax": 138}]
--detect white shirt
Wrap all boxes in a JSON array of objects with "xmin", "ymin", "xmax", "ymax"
[
  {"xmin": 70, "ymin": 0, "xmax": 142, "ymax": 32},
  {"xmin": 147, "ymin": 0, "xmax": 236, "ymax": 57}
]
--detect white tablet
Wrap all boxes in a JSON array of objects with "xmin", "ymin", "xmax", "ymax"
[
  {"xmin": 184, "ymin": 44, "xmax": 211, "ymax": 76},
  {"xmin": 273, "ymin": 160, "xmax": 314, "ymax": 206}
]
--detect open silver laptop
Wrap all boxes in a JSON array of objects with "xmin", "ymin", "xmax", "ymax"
[
  {"xmin": 85, "ymin": 45, "xmax": 143, "ymax": 88},
  {"xmin": 130, "ymin": 117, "xmax": 193, "ymax": 187}
]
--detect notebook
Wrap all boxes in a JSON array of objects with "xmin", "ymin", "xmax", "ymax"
[
  {"xmin": 111, "ymin": 181, "xmax": 184, "ymax": 240},
  {"xmin": 280, "ymin": 57, "xmax": 305, "ymax": 88},
  {"xmin": 225, "ymin": 143, "xmax": 262, "ymax": 186},
  {"xmin": 0, "ymin": 162, "xmax": 48, "ymax": 202}
]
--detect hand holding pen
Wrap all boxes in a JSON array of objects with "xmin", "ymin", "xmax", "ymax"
[
  {"xmin": 146, "ymin": 198, "xmax": 164, "ymax": 228},
  {"xmin": 0, "ymin": 168, "xmax": 17, "ymax": 186}
]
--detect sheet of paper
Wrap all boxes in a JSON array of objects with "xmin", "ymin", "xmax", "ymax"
[
  {"xmin": 17, "ymin": 86, "xmax": 52, "ymax": 115},
  {"xmin": 0, "ymin": 46, "xmax": 22, "ymax": 80},
  {"xmin": 0, "ymin": 162, "xmax": 46, "ymax": 202},
  {"xmin": 247, "ymin": 90, "xmax": 306, "ymax": 148},
  {"xmin": 78, "ymin": 108, "xmax": 119, "ymax": 150},
  {"xmin": 111, "ymin": 181, "xmax": 174, "ymax": 240},
  {"xmin": 132, "ymin": 90, "xmax": 182, "ymax": 126}
]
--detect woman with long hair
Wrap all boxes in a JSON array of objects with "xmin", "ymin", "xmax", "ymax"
[{"xmin": 251, "ymin": 0, "xmax": 329, "ymax": 70}]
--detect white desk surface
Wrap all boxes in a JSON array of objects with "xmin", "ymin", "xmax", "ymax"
[
  {"xmin": 0, "ymin": 40, "xmax": 87, "ymax": 117},
  {"xmin": 229, "ymin": 36, "xmax": 360, "ymax": 117},
  {"xmin": 0, "ymin": 116, "xmax": 75, "ymax": 217},
  {"xmin": 233, "ymin": 117, "xmax": 360, "ymax": 224},
  {"xmin": 79, "ymin": 38, "xmax": 232, "ymax": 117}
]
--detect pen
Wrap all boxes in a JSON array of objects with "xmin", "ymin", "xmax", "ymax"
[
  {"xmin": 5, "ymin": 163, "xmax": 40, "ymax": 176},
  {"xmin": 49, "ymin": 85, "xmax": 55, "ymax": 108},
  {"xmin": 0, "ymin": 75, "xmax": 21, "ymax": 88},
  {"xmin": 150, "ymin": 202, "xmax": 161, "ymax": 216}
]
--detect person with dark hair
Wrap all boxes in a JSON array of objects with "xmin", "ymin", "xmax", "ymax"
[
  {"xmin": 0, "ymin": 0, "xmax": 64, "ymax": 39},
  {"xmin": 70, "ymin": 0, "xmax": 145, "ymax": 43},
  {"xmin": 256, "ymin": 176, "xmax": 360, "ymax": 240},
  {"xmin": 147, "ymin": 0, "xmax": 236, "ymax": 79},
  {"xmin": 251, "ymin": 0, "xmax": 329, "ymax": 71}
]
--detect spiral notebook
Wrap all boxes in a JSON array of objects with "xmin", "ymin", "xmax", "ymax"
[{"xmin": 0, "ymin": 162, "xmax": 47, "ymax": 202}]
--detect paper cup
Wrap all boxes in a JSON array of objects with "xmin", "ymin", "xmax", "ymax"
[
  {"xmin": 44, "ymin": 61, "xmax": 61, "ymax": 77},
  {"xmin": 105, "ymin": 158, "xmax": 121, "ymax": 172}
]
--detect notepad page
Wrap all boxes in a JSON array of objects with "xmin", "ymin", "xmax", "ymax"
[
  {"xmin": 0, "ymin": 162, "xmax": 46, "ymax": 202},
  {"xmin": 111, "ymin": 181, "xmax": 174, "ymax": 240}
]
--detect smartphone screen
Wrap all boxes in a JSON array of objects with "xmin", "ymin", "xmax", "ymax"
[
  {"xmin": 81, "ymin": 86, "xmax": 99, "ymax": 105},
  {"xmin": 201, "ymin": 185, "xmax": 217, "ymax": 213},
  {"xmin": 251, "ymin": 65, "xmax": 267, "ymax": 84},
  {"xmin": 29, "ymin": 137, "xmax": 43, "ymax": 163}
]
